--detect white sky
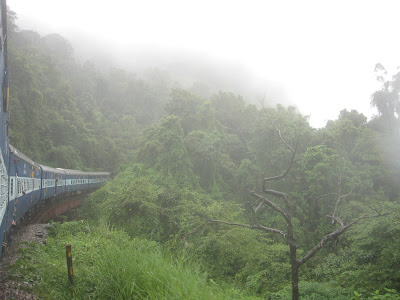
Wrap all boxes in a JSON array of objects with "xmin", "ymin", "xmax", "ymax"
[{"xmin": 7, "ymin": 0, "xmax": 400, "ymax": 127}]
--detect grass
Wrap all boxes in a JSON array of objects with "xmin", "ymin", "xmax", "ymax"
[{"xmin": 8, "ymin": 221, "xmax": 259, "ymax": 299}]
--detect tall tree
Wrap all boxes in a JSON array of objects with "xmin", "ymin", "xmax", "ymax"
[
  {"xmin": 209, "ymin": 110, "xmax": 389, "ymax": 300},
  {"xmin": 371, "ymin": 63, "xmax": 400, "ymax": 135}
]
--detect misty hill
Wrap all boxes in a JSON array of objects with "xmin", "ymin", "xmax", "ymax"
[
  {"xmin": 7, "ymin": 12, "xmax": 289, "ymax": 172},
  {"xmin": 13, "ymin": 9, "xmax": 289, "ymax": 107},
  {"xmin": 6, "ymin": 8, "xmax": 400, "ymax": 299}
]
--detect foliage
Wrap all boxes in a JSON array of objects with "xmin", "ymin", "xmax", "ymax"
[
  {"xmin": 6, "ymin": 8, "xmax": 400, "ymax": 298},
  {"xmin": 193, "ymin": 228, "xmax": 290, "ymax": 294},
  {"xmin": 9, "ymin": 222, "xmax": 259, "ymax": 299},
  {"xmin": 307, "ymin": 202, "xmax": 400, "ymax": 292},
  {"xmin": 370, "ymin": 63, "xmax": 400, "ymax": 135},
  {"xmin": 7, "ymin": 11, "xmax": 171, "ymax": 171},
  {"xmin": 269, "ymin": 281, "xmax": 350, "ymax": 299},
  {"xmin": 351, "ymin": 289, "xmax": 400, "ymax": 300},
  {"xmin": 268, "ymin": 281, "xmax": 350, "ymax": 300}
]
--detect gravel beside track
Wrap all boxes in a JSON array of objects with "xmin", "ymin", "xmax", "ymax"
[{"xmin": 0, "ymin": 223, "xmax": 51, "ymax": 300}]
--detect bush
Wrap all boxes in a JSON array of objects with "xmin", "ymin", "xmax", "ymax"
[
  {"xmin": 269, "ymin": 281, "xmax": 350, "ymax": 300},
  {"xmin": 351, "ymin": 289, "xmax": 400, "ymax": 300},
  {"xmin": 9, "ymin": 221, "xmax": 259, "ymax": 299}
]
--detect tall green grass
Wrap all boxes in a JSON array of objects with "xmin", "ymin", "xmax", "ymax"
[{"xmin": 9, "ymin": 221, "xmax": 258, "ymax": 299}]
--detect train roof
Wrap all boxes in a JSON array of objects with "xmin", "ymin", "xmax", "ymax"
[
  {"xmin": 38, "ymin": 164, "xmax": 66, "ymax": 174},
  {"xmin": 9, "ymin": 144, "xmax": 38, "ymax": 166},
  {"xmin": 57, "ymin": 169, "xmax": 110, "ymax": 176},
  {"xmin": 57, "ymin": 168, "xmax": 89, "ymax": 176},
  {"xmin": 9, "ymin": 145, "xmax": 110, "ymax": 177},
  {"xmin": 88, "ymin": 172, "xmax": 110, "ymax": 176}
]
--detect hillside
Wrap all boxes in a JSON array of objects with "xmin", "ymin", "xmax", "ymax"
[{"xmin": 6, "ymin": 9, "xmax": 400, "ymax": 299}]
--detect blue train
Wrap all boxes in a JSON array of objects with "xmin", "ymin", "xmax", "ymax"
[
  {"xmin": 0, "ymin": 0, "xmax": 110, "ymax": 258},
  {"xmin": 6, "ymin": 145, "xmax": 109, "ymax": 228}
]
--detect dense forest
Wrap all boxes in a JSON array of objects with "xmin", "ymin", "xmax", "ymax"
[{"xmin": 6, "ymin": 9, "xmax": 400, "ymax": 300}]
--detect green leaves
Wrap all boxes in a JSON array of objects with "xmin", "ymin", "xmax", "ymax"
[{"xmin": 11, "ymin": 222, "xmax": 258, "ymax": 299}]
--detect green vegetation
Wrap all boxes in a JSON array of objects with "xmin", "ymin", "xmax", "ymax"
[
  {"xmin": 9, "ymin": 222, "xmax": 257, "ymax": 299},
  {"xmin": 7, "ymin": 8, "xmax": 400, "ymax": 299}
]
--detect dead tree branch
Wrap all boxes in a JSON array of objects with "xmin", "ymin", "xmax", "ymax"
[
  {"xmin": 261, "ymin": 112, "xmax": 300, "ymax": 219},
  {"xmin": 182, "ymin": 221, "xmax": 209, "ymax": 247},
  {"xmin": 326, "ymin": 215, "xmax": 344, "ymax": 227},
  {"xmin": 331, "ymin": 176, "xmax": 352, "ymax": 224},
  {"xmin": 299, "ymin": 212, "xmax": 390, "ymax": 266},
  {"xmin": 249, "ymin": 191, "xmax": 291, "ymax": 223},
  {"xmin": 208, "ymin": 219, "xmax": 288, "ymax": 238},
  {"xmin": 262, "ymin": 111, "xmax": 299, "ymax": 186}
]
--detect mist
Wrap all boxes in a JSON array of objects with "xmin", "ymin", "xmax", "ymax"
[
  {"xmin": 8, "ymin": 0, "xmax": 400, "ymax": 127},
  {"xmin": 55, "ymin": 31, "xmax": 291, "ymax": 109}
]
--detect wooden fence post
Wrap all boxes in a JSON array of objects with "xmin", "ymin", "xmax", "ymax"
[{"xmin": 65, "ymin": 244, "xmax": 74, "ymax": 285}]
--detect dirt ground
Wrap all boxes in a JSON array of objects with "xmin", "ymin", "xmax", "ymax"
[{"xmin": 0, "ymin": 223, "xmax": 51, "ymax": 300}]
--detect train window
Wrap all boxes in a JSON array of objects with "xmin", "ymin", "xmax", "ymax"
[{"xmin": 10, "ymin": 178, "xmax": 13, "ymax": 197}]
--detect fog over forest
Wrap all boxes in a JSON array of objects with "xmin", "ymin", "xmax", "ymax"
[
  {"xmin": 21, "ymin": 18, "xmax": 290, "ymax": 112},
  {"xmin": 11, "ymin": 0, "xmax": 400, "ymax": 128},
  {"xmin": 3, "ymin": 2, "xmax": 400, "ymax": 299}
]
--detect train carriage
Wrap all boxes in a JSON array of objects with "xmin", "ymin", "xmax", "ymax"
[
  {"xmin": 88, "ymin": 172, "xmax": 110, "ymax": 189},
  {"xmin": 38, "ymin": 164, "xmax": 67, "ymax": 199},
  {"xmin": 7, "ymin": 145, "xmax": 42, "ymax": 229},
  {"xmin": 60, "ymin": 168, "xmax": 89, "ymax": 193},
  {"xmin": 0, "ymin": 0, "xmax": 110, "ymax": 259},
  {"xmin": 0, "ymin": 0, "xmax": 9, "ymax": 257}
]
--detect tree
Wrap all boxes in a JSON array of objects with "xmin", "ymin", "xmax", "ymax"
[
  {"xmin": 370, "ymin": 63, "xmax": 400, "ymax": 135},
  {"xmin": 209, "ymin": 110, "xmax": 389, "ymax": 300},
  {"xmin": 137, "ymin": 115, "xmax": 196, "ymax": 187}
]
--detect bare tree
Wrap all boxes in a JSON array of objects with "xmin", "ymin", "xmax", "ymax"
[{"xmin": 208, "ymin": 113, "xmax": 389, "ymax": 300}]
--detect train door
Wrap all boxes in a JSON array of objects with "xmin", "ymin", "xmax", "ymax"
[
  {"xmin": 8, "ymin": 175, "xmax": 15, "ymax": 201},
  {"xmin": 0, "ymin": 153, "xmax": 7, "ymax": 222}
]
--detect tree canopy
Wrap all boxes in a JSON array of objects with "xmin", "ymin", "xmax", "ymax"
[{"xmin": 7, "ymin": 9, "xmax": 400, "ymax": 299}]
